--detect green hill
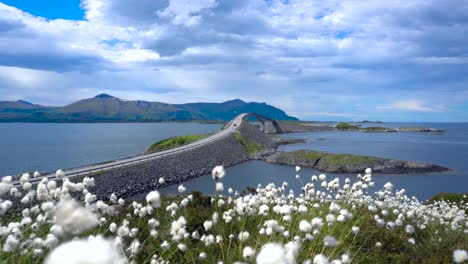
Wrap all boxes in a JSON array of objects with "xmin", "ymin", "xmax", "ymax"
[{"xmin": 0, "ymin": 94, "xmax": 298, "ymax": 122}]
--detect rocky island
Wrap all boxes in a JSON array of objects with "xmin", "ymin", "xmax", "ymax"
[{"xmin": 261, "ymin": 150, "xmax": 450, "ymax": 174}]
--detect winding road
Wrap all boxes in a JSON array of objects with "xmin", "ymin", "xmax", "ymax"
[{"xmin": 13, "ymin": 113, "xmax": 250, "ymax": 186}]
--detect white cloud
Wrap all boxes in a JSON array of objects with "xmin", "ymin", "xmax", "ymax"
[
  {"xmin": 0, "ymin": 0, "xmax": 467, "ymax": 120},
  {"xmin": 377, "ymin": 100, "xmax": 447, "ymax": 113},
  {"xmin": 157, "ymin": 0, "xmax": 218, "ymax": 27}
]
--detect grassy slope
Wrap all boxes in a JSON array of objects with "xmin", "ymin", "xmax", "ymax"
[
  {"xmin": 289, "ymin": 150, "xmax": 381, "ymax": 166},
  {"xmin": 146, "ymin": 134, "xmax": 207, "ymax": 153},
  {"xmin": 234, "ymin": 131, "xmax": 264, "ymax": 155}
]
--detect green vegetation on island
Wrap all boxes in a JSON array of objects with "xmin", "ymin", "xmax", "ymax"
[
  {"xmin": 289, "ymin": 150, "xmax": 380, "ymax": 166},
  {"xmin": 361, "ymin": 120, "xmax": 384, "ymax": 123},
  {"xmin": 264, "ymin": 150, "xmax": 449, "ymax": 173},
  {"xmin": 335, "ymin": 122, "xmax": 360, "ymax": 130},
  {"xmin": 234, "ymin": 131, "xmax": 265, "ymax": 154},
  {"xmin": 146, "ymin": 134, "xmax": 207, "ymax": 153},
  {"xmin": 362, "ymin": 126, "xmax": 397, "ymax": 132}
]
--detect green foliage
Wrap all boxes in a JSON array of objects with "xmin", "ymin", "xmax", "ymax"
[
  {"xmin": 335, "ymin": 122, "xmax": 360, "ymax": 130},
  {"xmin": 319, "ymin": 153, "xmax": 380, "ymax": 166},
  {"xmin": 146, "ymin": 134, "xmax": 207, "ymax": 153},
  {"xmin": 290, "ymin": 150, "xmax": 327, "ymax": 161},
  {"xmin": 288, "ymin": 150, "xmax": 380, "ymax": 165},
  {"xmin": 427, "ymin": 193, "xmax": 468, "ymax": 206},
  {"xmin": 234, "ymin": 131, "xmax": 265, "ymax": 154}
]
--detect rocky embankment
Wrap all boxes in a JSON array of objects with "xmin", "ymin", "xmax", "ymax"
[
  {"xmin": 77, "ymin": 122, "xmax": 271, "ymax": 199},
  {"xmin": 262, "ymin": 150, "xmax": 450, "ymax": 174}
]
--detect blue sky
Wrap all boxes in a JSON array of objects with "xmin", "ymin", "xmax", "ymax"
[
  {"xmin": 1, "ymin": 0, "xmax": 84, "ymax": 19},
  {"xmin": 0, "ymin": 0, "xmax": 467, "ymax": 122}
]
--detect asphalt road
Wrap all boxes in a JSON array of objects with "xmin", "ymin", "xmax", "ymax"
[{"xmin": 13, "ymin": 113, "xmax": 248, "ymax": 186}]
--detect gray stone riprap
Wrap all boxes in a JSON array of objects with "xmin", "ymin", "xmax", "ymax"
[
  {"xmin": 239, "ymin": 121, "xmax": 276, "ymax": 148},
  {"xmin": 270, "ymin": 137, "xmax": 306, "ymax": 146},
  {"xmin": 78, "ymin": 135, "xmax": 246, "ymax": 199},
  {"xmin": 79, "ymin": 122, "xmax": 272, "ymax": 200}
]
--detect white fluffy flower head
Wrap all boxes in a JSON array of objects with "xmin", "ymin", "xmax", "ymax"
[
  {"xmin": 212, "ymin": 165, "xmax": 226, "ymax": 181},
  {"xmin": 45, "ymin": 236, "xmax": 125, "ymax": 264}
]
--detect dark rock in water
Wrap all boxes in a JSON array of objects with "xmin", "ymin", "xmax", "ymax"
[
  {"xmin": 270, "ymin": 137, "xmax": 306, "ymax": 146},
  {"xmin": 262, "ymin": 150, "xmax": 450, "ymax": 174},
  {"xmin": 398, "ymin": 127, "xmax": 445, "ymax": 133}
]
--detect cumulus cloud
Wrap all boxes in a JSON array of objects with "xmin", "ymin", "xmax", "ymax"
[{"xmin": 0, "ymin": 0, "xmax": 467, "ymax": 120}]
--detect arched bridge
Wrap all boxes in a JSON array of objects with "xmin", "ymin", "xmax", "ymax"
[
  {"xmin": 244, "ymin": 113, "xmax": 284, "ymax": 133},
  {"xmin": 12, "ymin": 113, "xmax": 283, "ymax": 185}
]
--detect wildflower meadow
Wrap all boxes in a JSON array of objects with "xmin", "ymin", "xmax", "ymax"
[{"xmin": 0, "ymin": 166, "xmax": 466, "ymax": 263}]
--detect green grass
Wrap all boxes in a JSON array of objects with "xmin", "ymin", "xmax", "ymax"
[
  {"xmin": 290, "ymin": 150, "xmax": 327, "ymax": 161},
  {"xmin": 335, "ymin": 122, "xmax": 360, "ymax": 130},
  {"xmin": 3, "ymin": 192, "xmax": 465, "ymax": 263},
  {"xmin": 319, "ymin": 153, "xmax": 381, "ymax": 166},
  {"xmin": 234, "ymin": 131, "xmax": 264, "ymax": 154},
  {"xmin": 146, "ymin": 134, "xmax": 207, "ymax": 153},
  {"xmin": 287, "ymin": 150, "xmax": 381, "ymax": 166}
]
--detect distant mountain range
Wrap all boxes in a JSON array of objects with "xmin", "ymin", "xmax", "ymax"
[{"xmin": 0, "ymin": 94, "xmax": 298, "ymax": 122}]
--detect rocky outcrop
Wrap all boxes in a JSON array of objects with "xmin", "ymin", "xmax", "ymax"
[
  {"xmin": 398, "ymin": 127, "xmax": 444, "ymax": 133},
  {"xmin": 262, "ymin": 150, "xmax": 450, "ymax": 174},
  {"xmin": 270, "ymin": 137, "xmax": 306, "ymax": 146}
]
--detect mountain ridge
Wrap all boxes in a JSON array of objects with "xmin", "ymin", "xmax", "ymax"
[{"xmin": 0, "ymin": 94, "xmax": 298, "ymax": 122}]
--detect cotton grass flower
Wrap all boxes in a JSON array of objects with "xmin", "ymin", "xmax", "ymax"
[
  {"xmin": 55, "ymin": 169, "xmax": 65, "ymax": 180},
  {"xmin": 55, "ymin": 199, "xmax": 98, "ymax": 235},
  {"xmin": 383, "ymin": 182, "xmax": 393, "ymax": 192},
  {"xmin": 146, "ymin": 191, "xmax": 161, "ymax": 208},
  {"xmin": 158, "ymin": 177, "xmax": 165, "ymax": 184},
  {"xmin": 45, "ymin": 236, "xmax": 125, "ymax": 264},
  {"xmin": 453, "ymin": 249, "xmax": 467, "ymax": 263},
  {"xmin": 256, "ymin": 243, "xmax": 291, "ymax": 264},
  {"xmin": 299, "ymin": 220, "xmax": 312, "ymax": 233},
  {"xmin": 212, "ymin": 165, "xmax": 226, "ymax": 181},
  {"xmin": 323, "ymin": 236, "xmax": 339, "ymax": 247},
  {"xmin": 178, "ymin": 184, "xmax": 186, "ymax": 193},
  {"xmin": 313, "ymin": 254, "xmax": 329, "ymax": 264},
  {"xmin": 216, "ymin": 182, "xmax": 224, "ymax": 193},
  {"xmin": 243, "ymin": 246, "xmax": 255, "ymax": 260},
  {"xmin": 238, "ymin": 231, "xmax": 250, "ymax": 241},
  {"xmin": 199, "ymin": 252, "xmax": 207, "ymax": 259}
]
